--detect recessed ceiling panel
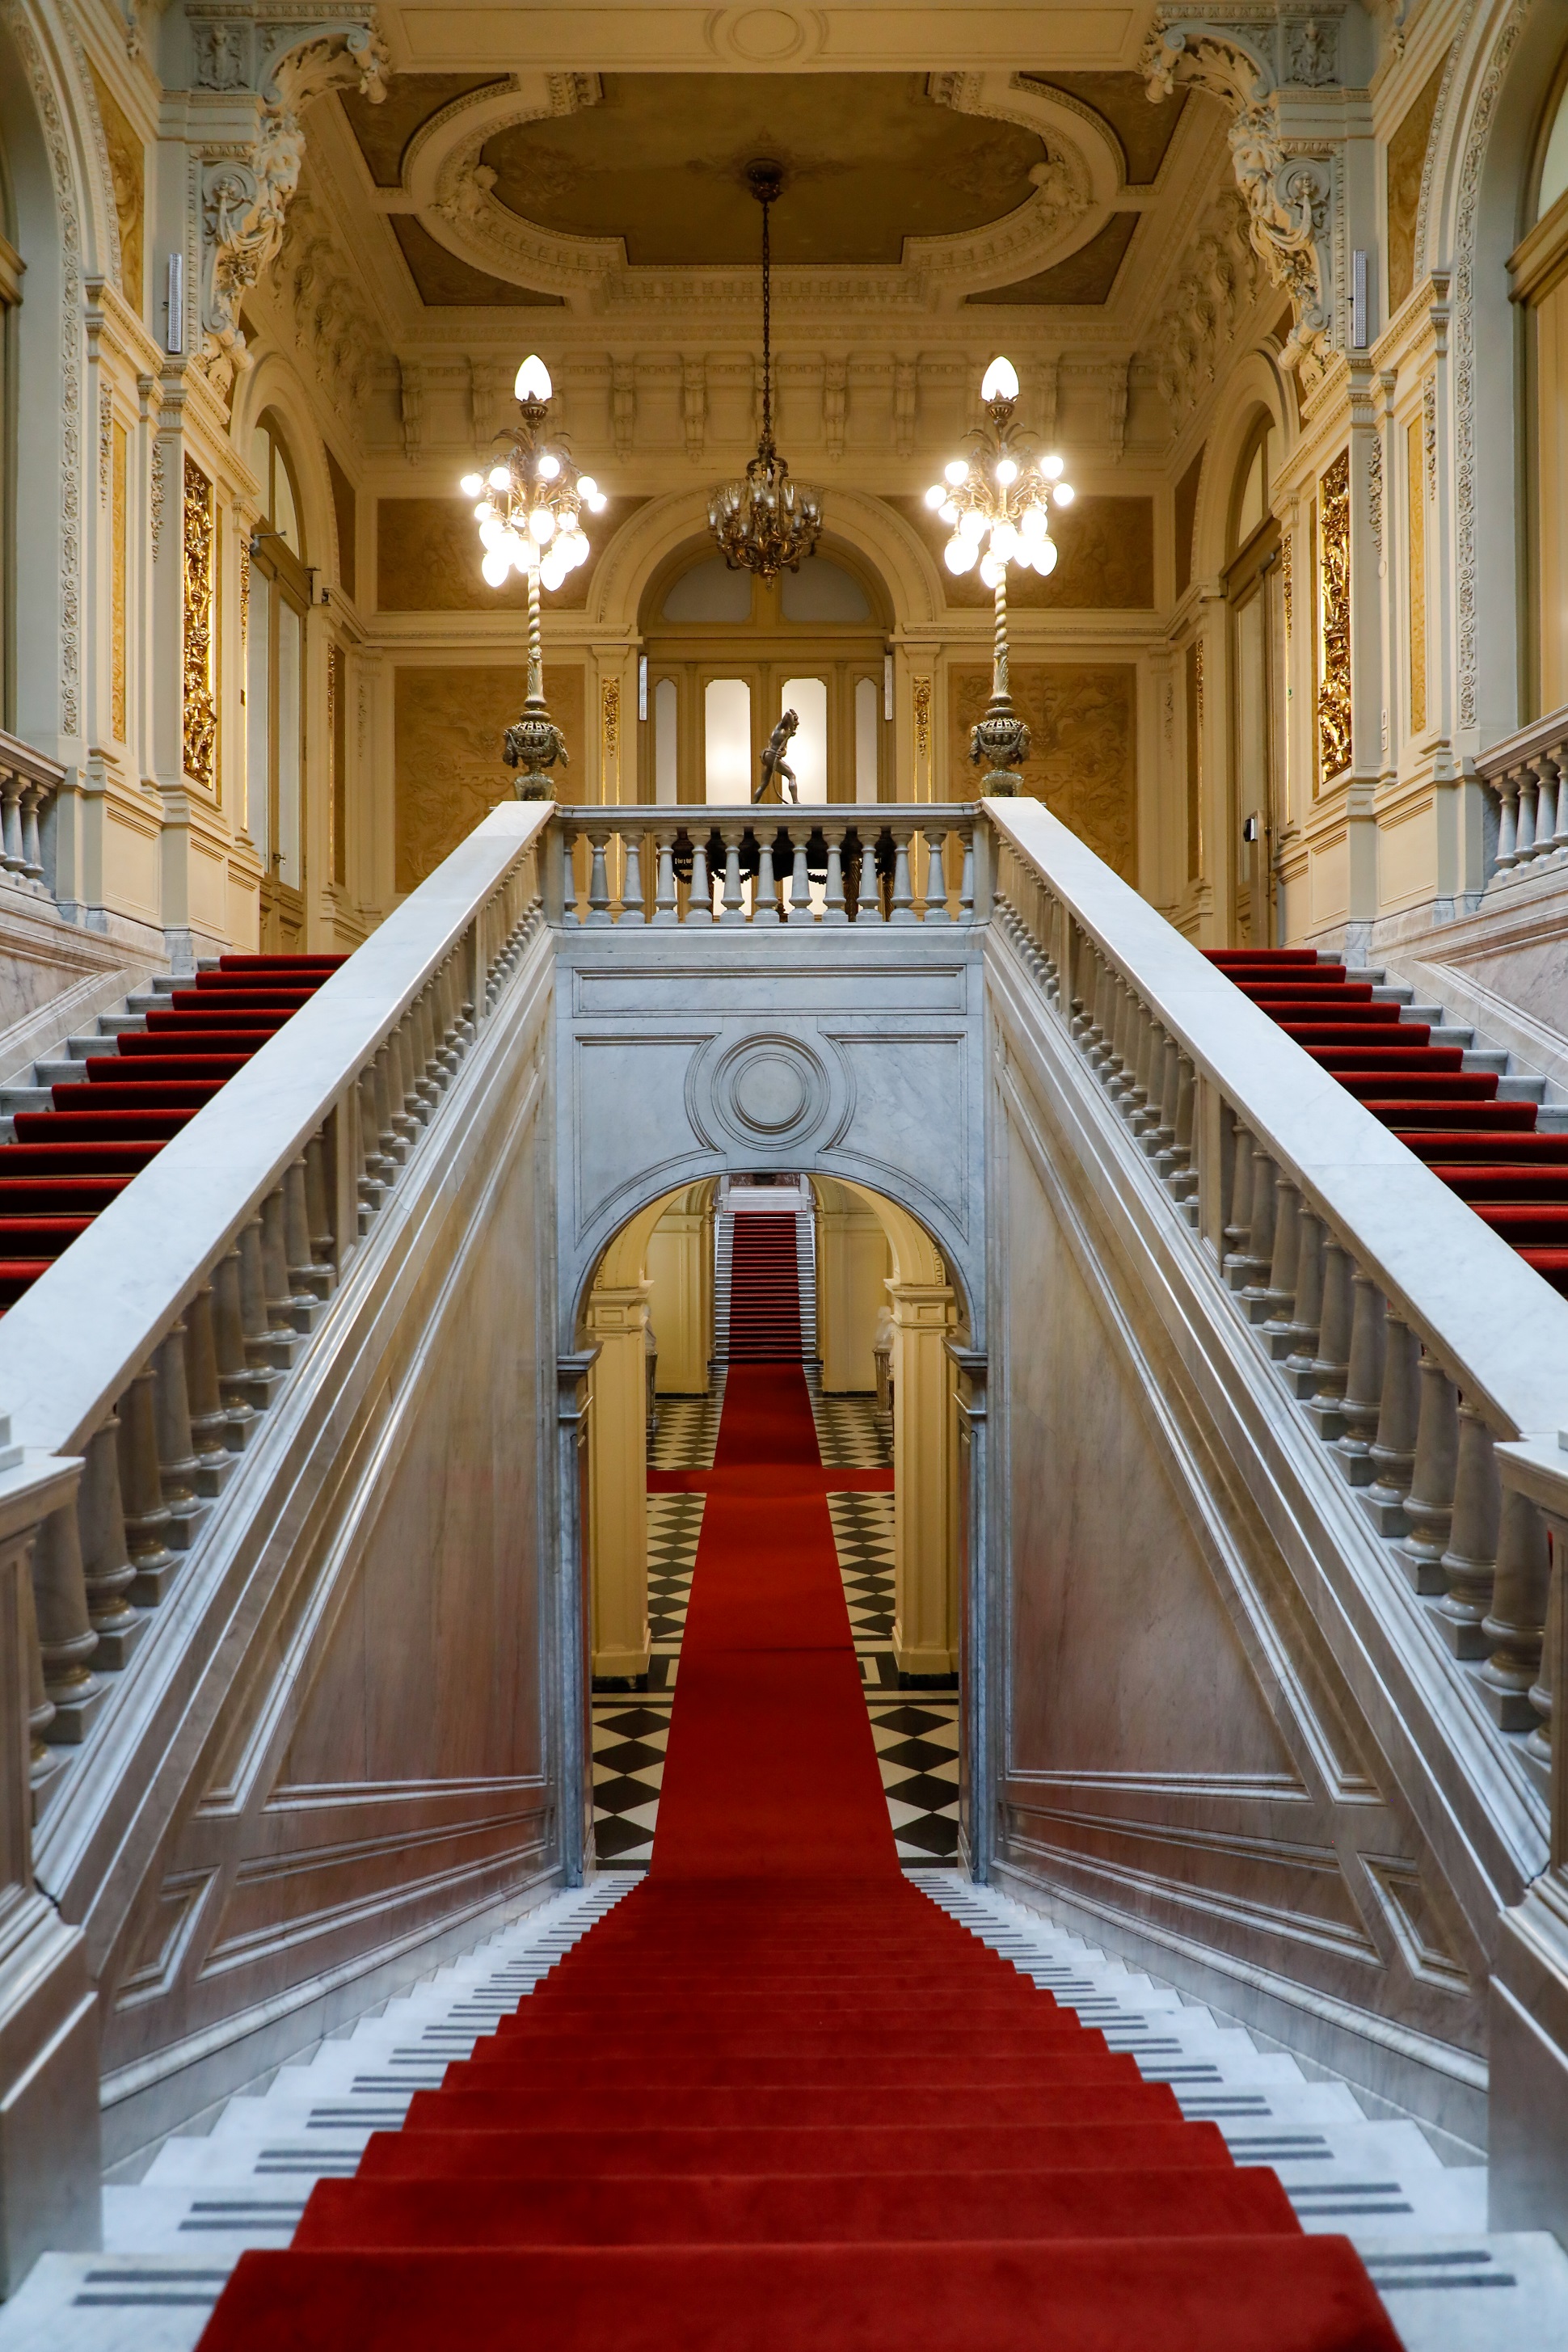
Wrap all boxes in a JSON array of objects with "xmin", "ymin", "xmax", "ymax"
[
  {"xmin": 341, "ymin": 73, "xmax": 512, "ymax": 188},
  {"xmin": 1018, "ymin": 73, "xmax": 1187, "ymax": 185},
  {"xmin": 478, "ymin": 74, "xmax": 1047, "ymax": 265},
  {"xmin": 965, "ymin": 209, "xmax": 1137, "ymax": 305},
  {"xmin": 390, "ymin": 216, "xmax": 566, "ymax": 306}
]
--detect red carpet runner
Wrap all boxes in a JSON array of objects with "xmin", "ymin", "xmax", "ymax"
[
  {"xmin": 196, "ymin": 1357, "xmax": 1400, "ymax": 2350},
  {"xmin": 1208, "ymin": 946, "xmax": 1568, "ymax": 1296},
  {"xmin": 726, "ymin": 1208, "xmax": 803, "ymax": 1360},
  {"xmin": 0, "ymin": 955, "xmax": 344, "ymax": 1307}
]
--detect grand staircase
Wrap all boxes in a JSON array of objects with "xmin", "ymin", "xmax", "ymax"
[
  {"xmin": 1208, "ymin": 948, "xmax": 1568, "ymax": 1293},
  {"xmin": 723, "ymin": 1208, "xmax": 805, "ymax": 1362},
  {"xmin": 0, "ymin": 956, "xmax": 344, "ymax": 1306}
]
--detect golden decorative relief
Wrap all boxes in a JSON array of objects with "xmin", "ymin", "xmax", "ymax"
[
  {"xmin": 912, "ymin": 675, "xmax": 932, "ymax": 763},
  {"xmin": 182, "ymin": 455, "xmax": 218, "ymax": 790},
  {"xmin": 1281, "ymin": 532, "xmax": 1292, "ymax": 639},
  {"xmin": 950, "ymin": 662, "xmax": 1136, "ymax": 879},
  {"xmin": 601, "ymin": 677, "xmax": 621, "ymax": 792},
  {"xmin": 1406, "ymin": 413, "xmax": 1427, "ymax": 736},
  {"xmin": 1317, "ymin": 449, "xmax": 1352, "ymax": 786},
  {"xmin": 88, "ymin": 61, "xmax": 145, "ymax": 314},
  {"xmin": 112, "ymin": 422, "xmax": 128, "ymax": 744},
  {"xmin": 395, "ymin": 664, "xmax": 586, "ymax": 891}
]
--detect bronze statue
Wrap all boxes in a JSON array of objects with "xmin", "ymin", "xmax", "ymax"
[{"xmin": 756, "ymin": 707, "xmax": 800, "ymax": 804}]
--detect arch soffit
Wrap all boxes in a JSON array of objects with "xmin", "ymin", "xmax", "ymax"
[
  {"xmin": 1191, "ymin": 352, "xmax": 1289, "ymax": 584},
  {"xmin": 231, "ymin": 356, "xmax": 340, "ymax": 569},
  {"xmin": 588, "ymin": 485, "xmax": 942, "ymax": 636},
  {"xmin": 0, "ymin": 0, "xmax": 115, "ymax": 285},
  {"xmin": 838, "ymin": 1179, "xmax": 950, "ymax": 1297}
]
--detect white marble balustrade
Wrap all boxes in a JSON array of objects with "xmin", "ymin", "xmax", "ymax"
[
  {"xmin": 0, "ymin": 726, "xmax": 65, "ymax": 897},
  {"xmin": 549, "ymin": 803, "xmax": 978, "ymax": 926},
  {"xmin": 1478, "ymin": 706, "xmax": 1568, "ymax": 886}
]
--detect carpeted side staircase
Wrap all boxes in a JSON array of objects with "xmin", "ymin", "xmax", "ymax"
[
  {"xmin": 1208, "ymin": 946, "xmax": 1568, "ymax": 1296},
  {"xmin": 0, "ymin": 955, "xmax": 345, "ymax": 1309},
  {"xmin": 724, "ymin": 1209, "xmax": 805, "ymax": 1362}
]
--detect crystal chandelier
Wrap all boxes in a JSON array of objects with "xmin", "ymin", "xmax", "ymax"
[
  {"xmin": 708, "ymin": 161, "xmax": 824, "ymax": 582},
  {"xmin": 925, "ymin": 356, "xmax": 1074, "ymax": 795},
  {"xmin": 460, "ymin": 354, "xmax": 608, "ymax": 798}
]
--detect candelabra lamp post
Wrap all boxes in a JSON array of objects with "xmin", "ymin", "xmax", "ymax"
[
  {"xmin": 925, "ymin": 356, "xmax": 1074, "ymax": 795},
  {"xmin": 461, "ymin": 355, "xmax": 608, "ymax": 798}
]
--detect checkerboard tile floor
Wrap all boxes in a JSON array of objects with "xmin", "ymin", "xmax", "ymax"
[
  {"xmin": 649, "ymin": 1379, "xmax": 724, "ymax": 1470},
  {"xmin": 808, "ymin": 1377, "xmax": 892, "ymax": 1469}
]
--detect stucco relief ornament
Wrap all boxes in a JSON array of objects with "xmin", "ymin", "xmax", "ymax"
[
  {"xmin": 198, "ymin": 21, "xmax": 390, "ymax": 394},
  {"xmin": 1141, "ymin": 16, "xmax": 1337, "ymax": 381}
]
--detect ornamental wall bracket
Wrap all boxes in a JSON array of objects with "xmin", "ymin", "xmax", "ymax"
[
  {"xmin": 1141, "ymin": 10, "xmax": 1344, "ymax": 381},
  {"xmin": 196, "ymin": 11, "xmax": 391, "ymax": 394}
]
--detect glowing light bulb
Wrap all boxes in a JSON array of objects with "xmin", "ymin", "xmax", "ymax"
[
  {"xmin": 995, "ymin": 457, "xmax": 1018, "ymax": 487},
  {"xmin": 563, "ymin": 530, "xmax": 590, "ymax": 567},
  {"xmin": 537, "ymin": 453, "xmax": 561, "ymax": 481},
  {"xmin": 481, "ymin": 547, "xmax": 509, "ymax": 587},
  {"xmin": 586, "ymin": 491, "xmax": 608, "ymax": 513},
  {"xmin": 577, "ymin": 476, "xmax": 598, "ymax": 501},
  {"xmin": 990, "ymin": 520, "xmax": 1019, "ymax": 562},
  {"xmin": 539, "ymin": 548, "xmax": 568, "ymax": 592},
  {"xmin": 514, "ymin": 354, "xmax": 552, "ymax": 402},
  {"xmin": 944, "ymin": 459, "xmax": 969, "ymax": 487},
  {"xmin": 980, "ymin": 355, "xmax": 1020, "ymax": 403},
  {"xmin": 1031, "ymin": 537, "xmax": 1059, "ymax": 576},
  {"xmin": 460, "ymin": 471, "xmax": 483, "ymax": 497},
  {"xmin": 474, "ymin": 500, "xmax": 495, "ymax": 521},
  {"xmin": 1020, "ymin": 503, "xmax": 1047, "ymax": 542},
  {"xmin": 487, "ymin": 465, "xmax": 511, "ymax": 491},
  {"xmin": 979, "ymin": 551, "xmax": 1005, "ymax": 589},
  {"xmin": 924, "ymin": 483, "xmax": 946, "ymax": 510},
  {"xmin": 479, "ymin": 517, "xmax": 504, "ymax": 551},
  {"xmin": 938, "ymin": 498, "xmax": 960, "ymax": 526},
  {"xmin": 944, "ymin": 534, "xmax": 978, "ymax": 575},
  {"xmin": 528, "ymin": 507, "xmax": 555, "ymax": 544},
  {"xmin": 1041, "ymin": 453, "xmax": 1064, "ymax": 481},
  {"xmin": 1054, "ymin": 482, "xmax": 1075, "ymax": 507},
  {"xmin": 959, "ymin": 507, "xmax": 987, "ymax": 544}
]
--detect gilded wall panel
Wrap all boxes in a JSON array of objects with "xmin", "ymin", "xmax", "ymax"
[
  {"xmin": 887, "ymin": 495, "xmax": 1153, "ymax": 609},
  {"xmin": 1385, "ymin": 55, "xmax": 1449, "ymax": 318},
  {"xmin": 112, "ymin": 422, "xmax": 127, "ymax": 743},
  {"xmin": 395, "ymin": 663, "xmax": 585, "ymax": 891},
  {"xmin": 182, "ymin": 457, "xmax": 217, "ymax": 792},
  {"xmin": 1317, "ymin": 451, "xmax": 1351, "ymax": 786},
  {"xmin": 88, "ymin": 61, "xmax": 144, "ymax": 311},
  {"xmin": 948, "ymin": 662, "xmax": 1136, "ymax": 879},
  {"xmin": 377, "ymin": 496, "xmax": 647, "ymax": 612}
]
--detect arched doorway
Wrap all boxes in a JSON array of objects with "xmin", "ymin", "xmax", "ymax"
[
  {"xmin": 638, "ymin": 538, "xmax": 893, "ymax": 805},
  {"xmin": 573, "ymin": 1170, "xmax": 971, "ymax": 1876},
  {"xmin": 248, "ymin": 411, "xmax": 313, "ymax": 949}
]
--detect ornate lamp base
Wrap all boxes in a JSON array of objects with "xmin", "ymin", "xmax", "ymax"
[
  {"xmin": 969, "ymin": 698, "xmax": 1033, "ymax": 800},
  {"xmin": 504, "ymin": 698, "xmax": 570, "ymax": 801}
]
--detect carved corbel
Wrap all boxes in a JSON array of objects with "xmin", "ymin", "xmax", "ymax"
[
  {"xmin": 197, "ymin": 14, "xmax": 391, "ymax": 390},
  {"xmin": 1141, "ymin": 13, "xmax": 1339, "ymax": 379}
]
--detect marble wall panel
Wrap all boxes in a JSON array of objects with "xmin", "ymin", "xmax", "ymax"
[
  {"xmin": 394, "ymin": 663, "xmax": 585, "ymax": 891},
  {"xmin": 948, "ymin": 663, "xmax": 1136, "ymax": 877}
]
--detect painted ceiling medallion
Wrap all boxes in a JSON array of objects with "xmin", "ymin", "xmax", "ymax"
[{"xmin": 707, "ymin": 161, "xmax": 824, "ymax": 584}]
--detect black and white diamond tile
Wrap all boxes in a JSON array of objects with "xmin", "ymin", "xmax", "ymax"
[
  {"xmin": 591, "ymin": 1699, "xmax": 672, "ymax": 1868},
  {"xmin": 808, "ymin": 1376, "xmax": 892, "ymax": 1469},
  {"xmin": 828, "ymin": 1490, "xmax": 899, "ymax": 1688},
  {"xmin": 647, "ymin": 1491, "xmax": 703, "ymax": 1659},
  {"xmin": 649, "ymin": 1378, "xmax": 724, "ymax": 1470},
  {"xmin": 870, "ymin": 1699, "xmax": 959, "ymax": 1863}
]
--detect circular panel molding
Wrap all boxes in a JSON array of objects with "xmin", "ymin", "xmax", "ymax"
[
  {"xmin": 708, "ymin": 6, "xmax": 824, "ymax": 65},
  {"xmin": 703, "ymin": 1035, "xmax": 831, "ymax": 1152}
]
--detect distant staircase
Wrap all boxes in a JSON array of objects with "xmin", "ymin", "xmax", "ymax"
[{"xmin": 724, "ymin": 1211, "xmax": 803, "ymax": 1362}]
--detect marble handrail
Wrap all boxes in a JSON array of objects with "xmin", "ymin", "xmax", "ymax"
[
  {"xmin": 1476, "ymin": 705, "xmax": 1568, "ymax": 885},
  {"xmin": 0, "ymin": 799, "xmax": 547, "ymax": 1802},
  {"xmin": 0, "ymin": 725, "xmax": 66, "ymax": 894},
  {"xmin": 989, "ymin": 792, "xmax": 1568, "ymax": 1795},
  {"xmin": 547, "ymin": 803, "xmax": 979, "ymax": 925}
]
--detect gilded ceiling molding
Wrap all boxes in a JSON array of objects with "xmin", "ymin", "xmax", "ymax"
[
  {"xmin": 193, "ymin": 7, "xmax": 393, "ymax": 394},
  {"xmin": 1141, "ymin": 7, "xmax": 1344, "ymax": 384}
]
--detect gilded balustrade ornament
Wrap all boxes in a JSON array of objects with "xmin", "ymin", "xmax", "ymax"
[
  {"xmin": 1317, "ymin": 449, "xmax": 1352, "ymax": 784},
  {"xmin": 182, "ymin": 454, "xmax": 217, "ymax": 791}
]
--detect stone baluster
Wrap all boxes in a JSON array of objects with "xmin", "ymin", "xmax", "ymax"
[
  {"xmin": 1169, "ymin": 1057, "xmax": 1199, "ymax": 1206},
  {"xmin": 212, "ymin": 1242, "xmax": 268, "ymax": 1423},
  {"xmin": 560, "ymin": 828, "xmax": 581, "ymax": 925},
  {"xmin": 1134, "ymin": 1018, "xmax": 1165, "ymax": 1138},
  {"xmin": 78, "ymin": 1414, "xmax": 140, "ymax": 1667},
  {"xmin": 754, "ymin": 828, "xmax": 779, "ymax": 925},
  {"xmin": 651, "ymin": 828, "xmax": 678, "ymax": 925},
  {"xmin": 1516, "ymin": 766, "xmax": 1539, "ymax": 866},
  {"xmin": 1481, "ymin": 1490, "xmax": 1551, "ymax": 1730},
  {"xmin": 719, "ymin": 826, "xmax": 746, "ymax": 924},
  {"xmin": 621, "ymin": 826, "xmax": 645, "ymax": 923},
  {"xmin": 260, "ymin": 1189, "xmax": 304, "ymax": 1346},
  {"xmin": 1528, "ymin": 1551, "xmax": 1559, "ymax": 1775},
  {"xmin": 21, "ymin": 782, "xmax": 46, "ymax": 882},
  {"xmin": 1552, "ymin": 749, "xmax": 1568, "ymax": 854},
  {"xmin": 922, "ymin": 828, "xmax": 951, "ymax": 922},
  {"xmin": 1104, "ymin": 981, "xmax": 1132, "ymax": 1096},
  {"xmin": 154, "ymin": 1321, "xmax": 205, "ymax": 1550},
  {"xmin": 32, "ymin": 1505, "xmax": 99, "ymax": 1738},
  {"xmin": 585, "ymin": 823, "xmax": 616, "ymax": 921},
  {"xmin": 1306, "ymin": 1240, "xmax": 1353, "ymax": 1418},
  {"xmin": 1493, "ymin": 773, "xmax": 1520, "ymax": 872},
  {"xmin": 284, "ymin": 1158, "xmax": 327, "ymax": 1311},
  {"xmin": 305, "ymin": 1131, "xmax": 335, "ymax": 1266},
  {"xmin": 887, "ymin": 826, "xmax": 915, "ymax": 924},
  {"xmin": 1282, "ymin": 1209, "xmax": 1326, "ymax": 1393},
  {"xmin": 684, "ymin": 832, "xmax": 713, "ymax": 925},
  {"xmin": 398, "ymin": 1019, "xmax": 424, "ymax": 1137},
  {"xmin": 1434, "ymin": 1403, "xmax": 1503, "ymax": 1654},
  {"xmin": 1364, "ymin": 1311, "xmax": 1421, "ymax": 1532},
  {"xmin": 1221, "ymin": 1122, "xmax": 1255, "ymax": 1283},
  {"xmin": 380, "ymin": 1039, "xmax": 411, "ymax": 1164},
  {"xmin": 822, "ymin": 823, "xmax": 849, "ymax": 927},
  {"xmin": 20, "ymin": 1572, "xmax": 56, "ymax": 1787},
  {"xmin": 786, "ymin": 824, "xmax": 813, "ymax": 924},
  {"xmin": 1395, "ymin": 1353, "xmax": 1461, "ymax": 1591},
  {"xmin": 1333, "ymin": 1275, "xmax": 1387, "ymax": 1485},
  {"xmin": 117, "ymin": 1366, "xmax": 177, "ymax": 1604},
  {"xmin": 959, "ymin": 826, "xmax": 976, "ymax": 921},
  {"xmin": 1259, "ymin": 1175, "xmax": 1302, "ymax": 1354},
  {"xmin": 356, "ymin": 1068, "xmax": 386, "ymax": 1217},
  {"xmin": 1146, "ymin": 1033, "xmax": 1178, "ymax": 1160},
  {"xmin": 1237, "ymin": 1147, "xmax": 1278, "ymax": 1314},
  {"xmin": 1532, "ymin": 753, "xmax": 1560, "ymax": 866},
  {"xmin": 0, "ymin": 772, "xmax": 24, "ymax": 877},
  {"xmin": 430, "ymin": 960, "xmax": 459, "ymax": 1079},
  {"xmin": 367, "ymin": 1047, "xmax": 398, "ymax": 1174},
  {"xmin": 183, "ymin": 1285, "xmax": 236, "ymax": 1496}
]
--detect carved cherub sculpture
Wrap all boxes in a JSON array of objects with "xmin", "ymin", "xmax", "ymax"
[{"xmin": 757, "ymin": 707, "xmax": 800, "ymax": 804}]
